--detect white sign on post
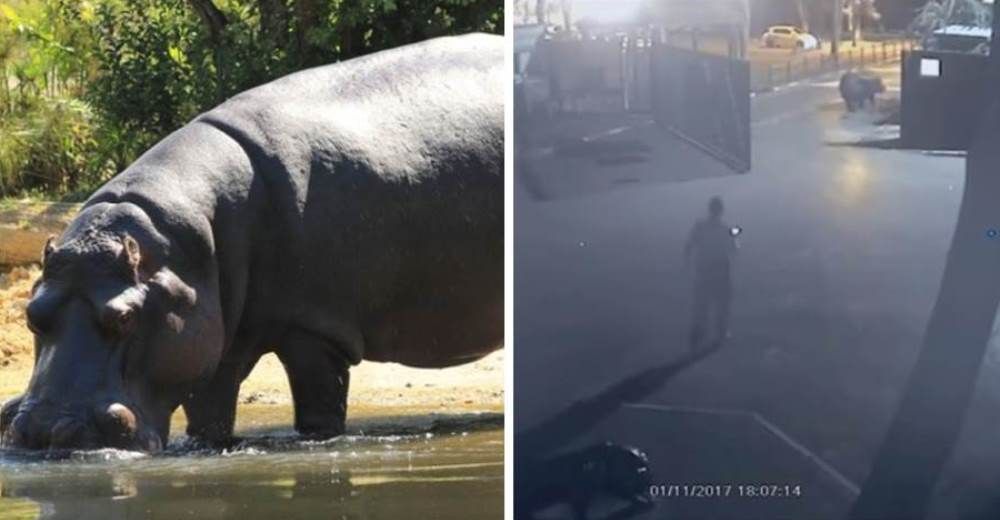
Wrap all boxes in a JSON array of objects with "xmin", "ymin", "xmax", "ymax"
[{"xmin": 920, "ymin": 58, "xmax": 941, "ymax": 78}]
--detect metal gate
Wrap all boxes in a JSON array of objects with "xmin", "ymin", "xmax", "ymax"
[
  {"xmin": 650, "ymin": 44, "xmax": 752, "ymax": 173},
  {"xmin": 541, "ymin": 36, "xmax": 652, "ymax": 114},
  {"xmin": 531, "ymin": 35, "xmax": 751, "ymax": 174}
]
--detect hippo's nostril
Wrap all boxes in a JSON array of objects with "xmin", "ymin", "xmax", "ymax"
[
  {"xmin": 49, "ymin": 417, "xmax": 85, "ymax": 449},
  {"xmin": 97, "ymin": 403, "xmax": 138, "ymax": 443}
]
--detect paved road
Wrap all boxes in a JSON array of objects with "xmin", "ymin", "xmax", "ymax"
[{"xmin": 514, "ymin": 63, "xmax": 1000, "ymax": 518}]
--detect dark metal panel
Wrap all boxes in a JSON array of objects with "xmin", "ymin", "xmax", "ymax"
[{"xmin": 900, "ymin": 50, "xmax": 989, "ymax": 151}]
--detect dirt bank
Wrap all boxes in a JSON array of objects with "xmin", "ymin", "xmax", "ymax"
[
  {"xmin": 0, "ymin": 201, "xmax": 80, "ymax": 266},
  {"xmin": 0, "ymin": 265, "xmax": 503, "ymax": 418}
]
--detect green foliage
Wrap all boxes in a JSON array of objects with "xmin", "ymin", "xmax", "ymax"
[
  {"xmin": 1, "ymin": 0, "xmax": 504, "ymax": 201},
  {"xmin": 0, "ymin": 95, "xmax": 110, "ymax": 200},
  {"xmin": 0, "ymin": 0, "xmax": 112, "ymax": 200},
  {"xmin": 910, "ymin": 0, "xmax": 992, "ymax": 38},
  {"xmin": 87, "ymin": 0, "xmax": 214, "ymax": 166},
  {"xmin": 317, "ymin": 0, "xmax": 504, "ymax": 59}
]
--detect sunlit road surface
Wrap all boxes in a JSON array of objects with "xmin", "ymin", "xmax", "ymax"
[{"xmin": 515, "ymin": 63, "xmax": 1000, "ymax": 518}]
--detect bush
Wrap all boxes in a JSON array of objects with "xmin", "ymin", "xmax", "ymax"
[
  {"xmin": 87, "ymin": 0, "xmax": 213, "ymax": 166},
  {"xmin": 0, "ymin": 95, "xmax": 113, "ymax": 200},
  {"xmin": 1, "ymin": 0, "xmax": 503, "ymax": 201}
]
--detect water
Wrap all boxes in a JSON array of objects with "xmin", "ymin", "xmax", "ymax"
[{"xmin": 0, "ymin": 408, "xmax": 503, "ymax": 520}]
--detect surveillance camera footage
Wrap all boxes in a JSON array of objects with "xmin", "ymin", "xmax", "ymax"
[{"xmin": 514, "ymin": 0, "xmax": 1000, "ymax": 519}]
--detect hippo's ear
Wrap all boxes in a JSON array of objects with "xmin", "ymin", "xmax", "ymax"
[
  {"xmin": 121, "ymin": 234, "xmax": 143, "ymax": 274},
  {"xmin": 41, "ymin": 236, "xmax": 56, "ymax": 265},
  {"xmin": 146, "ymin": 268, "xmax": 197, "ymax": 309}
]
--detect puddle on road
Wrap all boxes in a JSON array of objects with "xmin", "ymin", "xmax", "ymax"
[{"xmin": 0, "ymin": 406, "xmax": 503, "ymax": 520}]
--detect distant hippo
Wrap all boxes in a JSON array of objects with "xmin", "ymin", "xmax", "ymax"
[
  {"xmin": 839, "ymin": 71, "xmax": 885, "ymax": 112},
  {"xmin": 0, "ymin": 33, "xmax": 503, "ymax": 452}
]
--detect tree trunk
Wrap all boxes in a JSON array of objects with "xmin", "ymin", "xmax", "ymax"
[
  {"xmin": 796, "ymin": 0, "xmax": 810, "ymax": 32},
  {"xmin": 295, "ymin": 0, "xmax": 323, "ymax": 66},
  {"xmin": 847, "ymin": 0, "xmax": 857, "ymax": 46},
  {"xmin": 536, "ymin": 0, "xmax": 547, "ymax": 24},
  {"xmin": 848, "ymin": 3, "xmax": 1000, "ymax": 518},
  {"xmin": 854, "ymin": 1, "xmax": 861, "ymax": 46},
  {"xmin": 187, "ymin": 0, "xmax": 228, "ymax": 99},
  {"xmin": 259, "ymin": 0, "xmax": 289, "ymax": 52},
  {"xmin": 560, "ymin": 0, "xmax": 572, "ymax": 31},
  {"xmin": 188, "ymin": 0, "xmax": 228, "ymax": 43},
  {"xmin": 832, "ymin": 0, "xmax": 841, "ymax": 58},
  {"xmin": 336, "ymin": 13, "xmax": 367, "ymax": 62}
]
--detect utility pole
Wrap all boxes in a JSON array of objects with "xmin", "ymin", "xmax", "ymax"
[
  {"xmin": 832, "ymin": 0, "xmax": 841, "ymax": 60},
  {"xmin": 560, "ymin": 0, "xmax": 572, "ymax": 32},
  {"xmin": 796, "ymin": 0, "xmax": 810, "ymax": 33},
  {"xmin": 853, "ymin": 0, "xmax": 861, "ymax": 47},
  {"xmin": 848, "ymin": 1, "xmax": 1000, "ymax": 519}
]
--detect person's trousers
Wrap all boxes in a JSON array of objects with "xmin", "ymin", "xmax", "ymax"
[{"xmin": 690, "ymin": 280, "xmax": 732, "ymax": 347}]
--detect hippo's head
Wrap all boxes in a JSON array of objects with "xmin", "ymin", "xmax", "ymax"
[{"xmin": 0, "ymin": 203, "xmax": 224, "ymax": 452}]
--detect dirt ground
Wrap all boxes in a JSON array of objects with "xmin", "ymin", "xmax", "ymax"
[{"xmin": 0, "ymin": 265, "xmax": 503, "ymax": 419}]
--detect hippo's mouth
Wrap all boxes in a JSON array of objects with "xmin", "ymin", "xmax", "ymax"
[{"xmin": 0, "ymin": 396, "xmax": 164, "ymax": 453}]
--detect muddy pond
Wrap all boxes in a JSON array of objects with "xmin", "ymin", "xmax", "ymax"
[{"xmin": 0, "ymin": 406, "xmax": 503, "ymax": 519}]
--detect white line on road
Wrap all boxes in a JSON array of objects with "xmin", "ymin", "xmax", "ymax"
[{"xmin": 625, "ymin": 403, "xmax": 861, "ymax": 498}]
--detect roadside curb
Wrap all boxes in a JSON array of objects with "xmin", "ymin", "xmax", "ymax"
[
  {"xmin": 751, "ymin": 40, "xmax": 913, "ymax": 95},
  {"xmin": 752, "ymin": 56, "xmax": 904, "ymax": 96}
]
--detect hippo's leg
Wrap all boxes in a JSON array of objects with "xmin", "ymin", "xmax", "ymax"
[
  {"xmin": 0, "ymin": 394, "xmax": 23, "ymax": 444},
  {"xmin": 276, "ymin": 329, "xmax": 350, "ymax": 438},
  {"xmin": 184, "ymin": 358, "xmax": 256, "ymax": 444}
]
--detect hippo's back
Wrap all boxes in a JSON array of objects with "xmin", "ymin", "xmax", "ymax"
[
  {"xmin": 200, "ymin": 33, "xmax": 502, "ymax": 186},
  {"xmin": 194, "ymin": 34, "xmax": 504, "ymax": 367}
]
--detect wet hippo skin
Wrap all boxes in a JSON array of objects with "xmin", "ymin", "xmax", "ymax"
[{"xmin": 0, "ymin": 33, "xmax": 503, "ymax": 452}]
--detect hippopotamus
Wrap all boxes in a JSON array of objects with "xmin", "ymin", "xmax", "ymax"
[
  {"xmin": 839, "ymin": 70, "xmax": 885, "ymax": 112},
  {"xmin": 0, "ymin": 33, "xmax": 503, "ymax": 452}
]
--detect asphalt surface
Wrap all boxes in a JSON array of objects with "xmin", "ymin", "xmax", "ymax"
[{"xmin": 514, "ymin": 62, "xmax": 1000, "ymax": 518}]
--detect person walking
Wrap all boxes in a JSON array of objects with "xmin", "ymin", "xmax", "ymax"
[{"xmin": 684, "ymin": 196, "xmax": 739, "ymax": 350}]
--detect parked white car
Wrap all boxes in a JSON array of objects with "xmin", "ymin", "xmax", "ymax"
[{"xmin": 761, "ymin": 26, "xmax": 820, "ymax": 50}]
